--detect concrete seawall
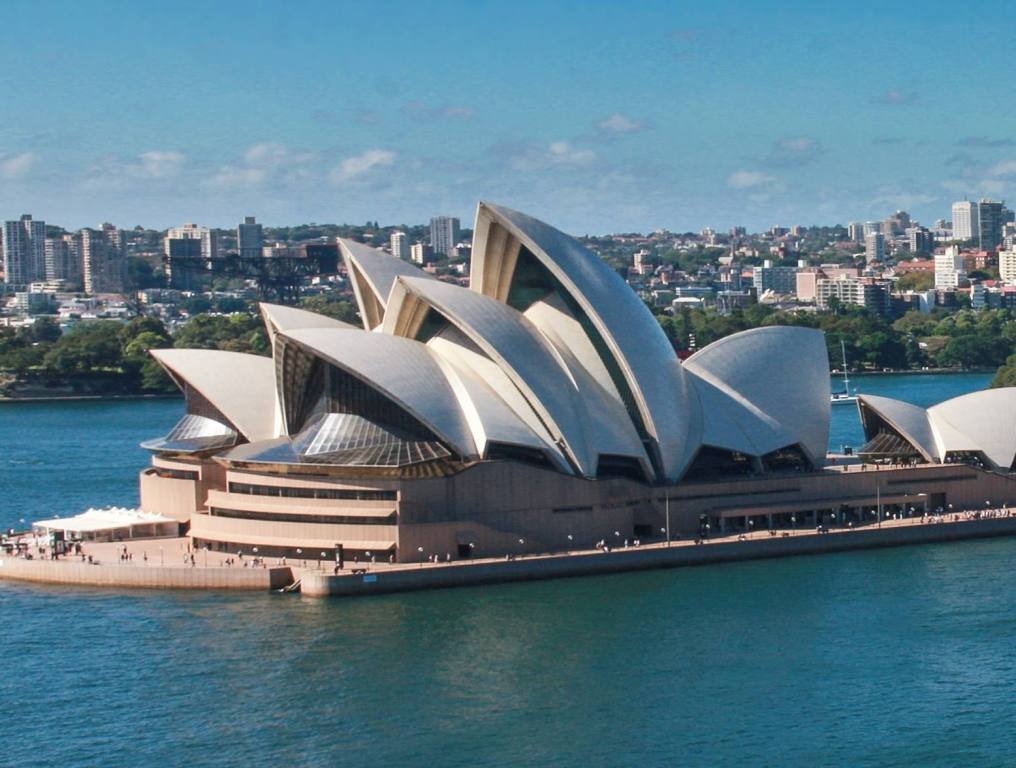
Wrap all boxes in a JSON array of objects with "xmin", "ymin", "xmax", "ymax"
[
  {"xmin": 302, "ymin": 517, "xmax": 1016, "ymax": 597},
  {"xmin": 0, "ymin": 558, "xmax": 293, "ymax": 591}
]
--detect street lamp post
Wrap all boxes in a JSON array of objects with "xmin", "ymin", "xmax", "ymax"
[{"xmin": 665, "ymin": 492, "xmax": 671, "ymax": 548}]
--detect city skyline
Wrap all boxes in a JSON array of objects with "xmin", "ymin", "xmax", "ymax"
[{"xmin": 3, "ymin": 1, "xmax": 1016, "ymax": 233}]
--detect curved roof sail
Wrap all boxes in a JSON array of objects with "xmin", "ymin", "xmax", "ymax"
[
  {"xmin": 150, "ymin": 349, "xmax": 276, "ymax": 443},
  {"xmin": 469, "ymin": 202, "xmax": 699, "ymax": 481},
  {"xmin": 929, "ymin": 388, "xmax": 1016, "ymax": 469},
  {"xmin": 337, "ymin": 238, "xmax": 434, "ymax": 330},
  {"xmin": 857, "ymin": 394, "xmax": 938, "ymax": 462},
  {"xmin": 684, "ymin": 327, "xmax": 830, "ymax": 466},
  {"xmin": 259, "ymin": 302, "xmax": 355, "ymax": 339},
  {"xmin": 383, "ymin": 275, "xmax": 649, "ymax": 477},
  {"xmin": 275, "ymin": 326, "xmax": 478, "ymax": 460}
]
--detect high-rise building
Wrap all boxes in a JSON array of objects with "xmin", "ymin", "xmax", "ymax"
[
  {"xmin": 999, "ymin": 248, "xmax": 1016, "ymax": 285},
  {"xmin": 751, "ymin": 260, "xmax": 798, "ymax": 294},
  {"xmin": 952, "ymin": 201, "xmax": 978, "ymax": 242},
  {"xmin": 864, "ymin": 232, "xmax": 886, "ymax": 262},
  {"xmin": 863, "ymin": 221, "xmax": 881, "ymax": 237},
  {"xmin": 166, "ymin": 223, "xmax": 218, "ymax": 260},
  {"xmin": 165, "ymin": 237, "xmax": 203, "ymax": 290},
  {"xmin": 975, "ymin": 199, "xmax": 1006, "ymax": 251},
  {"xmin": 906, "ymin": 227, "xmax": 934, "ymax": 255},
  {"xmin": 81, "ymin": 223, "xmax": 126, "ymax": 294},
  {"xmin": 44, "ymin": 234, "xmax": 82, "ymax": 288},
  {"xmin": 2, "ymin": 214, "xmax": 46, "ymax": 286},
  {"xmin": 816, "ymin": 276, "xmax": 891, "ymax": 314},
  {"xmin": 390, "ymin": 231, "xmax": 409, "ymax": 260},
  {"xmin": 882, "ymin": 211, "xmax": 911, "ymax": 236},
  {"xmin": 935, "ymin": 245, "xmax": 966, "ymax": 289},
  {"xmin": 410, "ymin": 242, "xmax": 434, "ymax": 265},
  {"xmin": 847, "ymin": 222, "xmax": 865, "ymax": 242},
  {"xmin": 429, "ymin": 216, "xmax": 460, "ymax": 257},
  {"xmin": 237, "ymin": 216, "xmax": 263, "ymax": 259}
]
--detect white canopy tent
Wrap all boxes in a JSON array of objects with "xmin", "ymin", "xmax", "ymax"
[{"xmin": 32, "ymin": 507, "xmax": 179, "ymax": 541}]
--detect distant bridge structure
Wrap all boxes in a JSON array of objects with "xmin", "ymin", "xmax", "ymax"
[{"xmin": 165, "ymin": 245, "xmax": 340, "ymax": 302}]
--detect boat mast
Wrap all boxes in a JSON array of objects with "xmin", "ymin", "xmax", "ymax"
[{"xmin": 841, "ymin": 339, "xmax": 850, "ymax": 393}]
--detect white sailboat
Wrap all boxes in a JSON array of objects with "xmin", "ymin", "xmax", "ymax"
[{"xmin": 831, "ymin": 339, "xmax": 857, "ymax": 405}]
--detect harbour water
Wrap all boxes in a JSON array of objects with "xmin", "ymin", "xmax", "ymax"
[{"xmin": 1, "ymin": 372, "xmax": 1008, "ymax": 767}]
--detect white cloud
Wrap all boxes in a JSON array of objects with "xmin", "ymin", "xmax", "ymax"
[
  {"xmin": 987, "ymin": 159, "xmax": 1016, "ymax": 178},
  {"xmin": 207, "ymin": 165, "xmax": 266, "ymax": 188},
  {"xmin": 727, "ymin": 170, "xmax": 777, "ymax": 189},
  {"xmin": 0, "ymin": 152, "xmax": 37, "ymax": 179},
  {"xmin": 548, "ymin": 141, "xmax": 595, "ymax": 165},
  {"xmin": 137, "ymin": 150, "xmax": 184, "ymax": 178},
  {"xmin": 243, "ymin": 142, "xmax": 294, "ymax": 167},
  {"xmin": 597, "ymin": 113, "xmax": 645, "ymax": 134},
  {"xmin": 206, "ymin": 143, "xmax": 318, "ymax": 189},
  {"xmin": 330, "ymin": 149, "xmax": 396, "ymax": 184},
  {"xmin": 509, "ymin": 141, "xmax": 597, "ymax": 172}
]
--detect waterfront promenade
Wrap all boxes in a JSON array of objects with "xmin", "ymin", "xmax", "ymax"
[{"xmin": 2, "ymin": 507, "xmax": 1014, "ymax": 595}]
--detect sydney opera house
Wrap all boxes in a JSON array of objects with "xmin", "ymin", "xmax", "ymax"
[{"xmin": 138, "ymin": 203, "xmax": 1016, "ymax": 562}]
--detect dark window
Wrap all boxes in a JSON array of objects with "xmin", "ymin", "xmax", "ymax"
[
  {"xmin": 228, "ymin": 482, "xmax": 396, "ymax": 501},
  {"xmin": 209, "ymin": 507, "xmax": 396, "ymax": 526},
  {"xmin": 596, "ymin": 454, "xmax": 648, "ymax": 483},
  {"xmin": 414, "ymin": 307, "xmax": 450, "ymax": 344},
  {"xmin": 505, "ymin": 246, "xmax": 557, "ymax": 312},
  {"xmin": 485, "ymin": 442, "xmax": 554, "ymax": 469},
  {"xmin": 153, "ymin": 467, "xmax": 199, "ymax": 481},
  {"xmin": 682, "ymin": 445, "xmax": 756, "ymax": 480},
  {"xmin": 761, "ymin": 444, "xmax": 813, "ymax": 473}
]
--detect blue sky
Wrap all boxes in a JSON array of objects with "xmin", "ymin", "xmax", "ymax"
[{"xmin": 2, "ymin": 0, "xmax": 1015, "ymax": 233}]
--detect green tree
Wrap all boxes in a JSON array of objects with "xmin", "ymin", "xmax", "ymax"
[
  {"xmin": 895, "ymin": 272, "xmax": 934, "ymax": 291},
  {"xmin": 297, "ymin": 296, "xmax": 360, "ymax": 324},
  {"xmin": 938, "ymin": 334, "xmax": 1011, "ymax": 369},
  {"xmin": 42, "ymin": 321, "xmax": 123, "ymax": 374},
  {"xmin": 991, "ymin": 354, "xmax": 1016, "ymax": 388},
  {"xmin": 22, "ymin": 316, "xmax": 62, "ymax": 344},
  {"xmin": 173, "ymin": 314, "xmax": 269, "ymax": 355}
]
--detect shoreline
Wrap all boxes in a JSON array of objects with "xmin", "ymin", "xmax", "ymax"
[
  {"xmin": 3, "ymin": 512, "xmax": 1015, "ymax": 597},
  {"xmin": 847, "ymin": 368, "xmax": 995, "ymax": 377},
  {"xmin": 0, "ymin": 393, "xmax": 181, "ymax": 404},
  {"xmin": 0, "ymin": 369, "xmax": 991, "ymax": 404}
]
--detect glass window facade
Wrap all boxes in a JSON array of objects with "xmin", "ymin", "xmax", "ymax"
[
  {"xmin": 228, "ymin": 482, "xmax": 396, "ymax": 501},
  {"xmin": 209, "ymin": 506, "xmax": 396, "ymax": 526}
]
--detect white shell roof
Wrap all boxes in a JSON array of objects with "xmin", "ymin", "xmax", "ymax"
[
  {"xmin": 150, "ymin": 349, "xmax": 277, "ymax": 442},
  {"xmin": 427, "ymin": 328, "xmax": 572, "ymax": 472},
  {"xmin": 857, "ymin": 394, "xmax": 938, "ymax": 461},
  {"xmin": 470, "ymin": 202, "xmax": 699, "ymax": 481},
  {"xmin": 384, "ymin": 275, "xmax": 649, "ymax": 477},
  {"xmin": 930, "ymin": 388, "xmax": 1016, "ymax": 468},
  {"xmin": 337, "ymin": 238, "xmax": 433, "ymax": 329},
  {"xmin": 858, "ymin": 387, "xmax": 1016, "ymax": 469},
  {"xmin": 259, "ymin": 302, "xmax": 354, "ymax": 336},
  {"xmin": 683, "ymin": 326, "xmax": 831, "ymax": 465},
  {"xmin": 276, "ymin": 326, "xmax": 478, "ymax": 460}
]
